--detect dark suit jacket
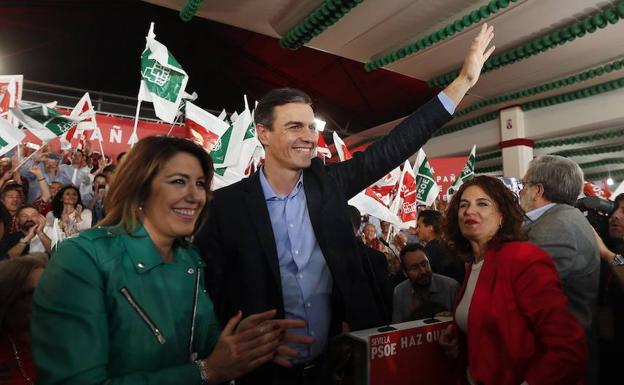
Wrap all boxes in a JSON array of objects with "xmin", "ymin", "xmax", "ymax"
[
  {"xmin": 358, "ymin": 241, "xmax": 393, "ymax": 325},
  {"xmin": 425, "ymin": 239, "xmax": 465, "ymax": 285},
  {"xmin": 194, "ymin": 97, "xmax": 451, "ymax": 382}
]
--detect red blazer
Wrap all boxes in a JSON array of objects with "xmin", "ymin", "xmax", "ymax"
[{"xmin": 454, "ymin": 242, "xmax": 587, "ymax": 385}]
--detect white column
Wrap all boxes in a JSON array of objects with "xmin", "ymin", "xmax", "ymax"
[{"xmin": 500, "ymin": 107, "xmax": 533, "ymax": 178}]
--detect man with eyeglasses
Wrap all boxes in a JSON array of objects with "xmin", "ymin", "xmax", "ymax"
[
  {"xmin": 391, "ymin": 243, "xmax": 459, "ymax": 323},
  {"xmin": 519, "ymin": 154, "xmax": 599, "ymax": 385}
]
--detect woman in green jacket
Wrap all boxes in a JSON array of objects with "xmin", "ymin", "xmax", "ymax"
[{"xmin": 32, "ymin": 136, "xmax": 309, "ymax": 385}]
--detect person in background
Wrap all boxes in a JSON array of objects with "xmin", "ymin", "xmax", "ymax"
[
  {"xmin": 363, "ymin": 223, "xmax": 384, "ymax": 252},
  {"xmin": 0, "ymin": 157, "xmax": 15, "ymax": 191},
  {"xmin": 1, "ymin": 184, "xmax": 24, "ymax": 234},
  {"xmin": 519, "ymin": 154, "xmax": 600, "ymax": 385},
  {"xmin": 32, "ymin": 136, "xmax": 308, "ymax": 385},
  {"xmin": 102, "ymin": 164, "xmax": 116, "ymax": 185},
  {"xmin": 83, "ymin": 173, "xmax": 108, "ymax": 225},
  {"xmin": 0, "ymin": 254, "xmax": 47, "ymax": 385},
  {"xmin": 44, "ymin": 185, "xmax": 92, "ymax": 247},
  {"xmin": 416, "ymin": 209, "xmax": 465, "ymax": 284},
  {"xmin": 439, "ymin": 175, "xmax": 586, "ymax": 385},
  {"xmin": 20, "ymin": 152, "xmax": 70, "ymax": 203},
  {"xmin": 392, "ymin": 243, "xmax": 458, "ymax": 323},
  {"xmin": 59, "ymin": 149, "xmax": 91, "ymax": 189},
  {"xmin": 1, "ymin": 206, "xmax": 50, "ymax": 259}
]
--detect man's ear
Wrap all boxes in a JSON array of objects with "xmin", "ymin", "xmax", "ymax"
[
  {"xmin": 256, "ymin": 123, "xmax": 270, "ymax": 147},
  {"xmin": 535, "ymin": 183, "xmax": 545, "ymax": 200}
]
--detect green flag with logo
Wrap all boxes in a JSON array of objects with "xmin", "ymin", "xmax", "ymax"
[
  {"xmin": 413, "ymin": 149, "xmax": 440, "ymax": 206},
  {"xmin": 10, "ymin": 103, "xmax": 81, "ymax": 142},
  {"xmin": 446, "ymin": 145, "xmax": 476, "ymax": 200},
  {"xmin": 138, "ymin": 23, "xmax": 188, "ymax": 124}
]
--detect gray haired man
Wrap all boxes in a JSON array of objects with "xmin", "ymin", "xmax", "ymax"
[{"xmin": 520, "ymin": 154, "xmax": 599, "ymax": 384}]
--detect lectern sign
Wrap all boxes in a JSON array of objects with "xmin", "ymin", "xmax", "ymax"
[{"xmin": 368, "ymin": 320, "xmax": 455, "ymax": 385}]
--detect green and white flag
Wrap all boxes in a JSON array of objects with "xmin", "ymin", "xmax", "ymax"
[
  {"xmin": 446, "ymin": 145, "xmax": 476, "ymax": 200},
  {"xmin": 413, "ymin": 148, "xmax": 440, "ymax": 206},
  {"xmin": 0, "ymin": 117, "xmax": 25, "ymax": 156},
  {"xmin": 10, "ymin": 103, "xmax": 81, "ymax": 142},
  {"xmin": 137, "ymin": 23, "xmax": 189, "ymax": 124},
  {"xmin": 212, "ymin": 96, "xmax": 263, "ymax": 189},
  {"xmin": 210, "ymin": 100, "xmax": 250, "ymax": 169}
]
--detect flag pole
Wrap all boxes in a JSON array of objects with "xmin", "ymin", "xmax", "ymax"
[
  {"xmin": 129, "ymin": 89, "xmax": 142, "ymax": 147},
  {"xmin": 166, "ymin": 113, "xmax": 182, "ymax": 137}
]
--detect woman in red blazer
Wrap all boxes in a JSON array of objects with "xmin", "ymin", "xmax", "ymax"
[{"xmin": 439, "ymin": 176, "xmax": 587, "ymax": 385}]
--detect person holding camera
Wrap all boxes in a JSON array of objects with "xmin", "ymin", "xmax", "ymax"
[{"xmin": 83, "ymin": 173, "xmax": 108, "ymax": 226}]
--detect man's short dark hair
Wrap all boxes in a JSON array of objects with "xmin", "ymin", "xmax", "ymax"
[
  {"xmin": 400, "ymin": 243, "xmax": 427, "ymax": 267},
  {"xmin": 103, "ymin": 165, "xmax": 116, "ymax": 174},
  {"xmin": 254, "ymin": 88, "xmax": 312, "ymax": 130},
  {"xmin": 614, "ymin": 193, "xmax": 624, "ymax": 210},
  {"xmin": 93, "ymin": 173, "xmax": 107, "ymax": 181},
  {"xmin": 400, "ymin": 243, "xmax": 426, "ymax": 258},
  {"xmin": 418, "ymin": 210, "xmax": 441, "ymax": 235},
  {"xmin": 1, "ymin": 183, "xmax": 23, "ymax": 200},
  {"xmin": 16, "ymin": 204, "xmax": 38, "ymax": 217}
]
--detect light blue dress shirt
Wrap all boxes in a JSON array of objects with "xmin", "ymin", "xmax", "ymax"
[
  {"xmin": 525, "ymin": 202, "xmax": 557, "ymax": 223},
  {"xmin": 259, "ymin": 169, "xmax": 332, "ymax": 363}
]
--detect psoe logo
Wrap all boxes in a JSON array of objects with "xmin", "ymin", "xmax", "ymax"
[
  {"xmin": 142, "ymin": 62, "xmax": 171, "ymax": 87},
  {"xmin": 211, "ymin": 138, "xmax": 222, "ymax": 152}
]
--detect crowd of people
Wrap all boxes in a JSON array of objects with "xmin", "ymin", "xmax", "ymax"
[{"xmin": 0, "ymin": 22, "xmax": 622, "ymax": 385}]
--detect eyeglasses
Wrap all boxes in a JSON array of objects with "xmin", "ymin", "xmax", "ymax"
[
  {"xmin": 519, "ymin": 180, "xmax": 536, "ymax": 190},
  {"xmin": 405, "ymin": 260, "xmax": 430, "ymax": 272}
]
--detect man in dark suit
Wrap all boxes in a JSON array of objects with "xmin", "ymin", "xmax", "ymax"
[{"xmin": 194, "ymin": 24, "xmax": 495, "ymax": 385}]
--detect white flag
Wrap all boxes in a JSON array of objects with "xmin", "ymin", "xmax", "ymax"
[
  {"xmin": 185, "ymin": 102, "xmax": 229, "ymax": 152},
  {"xmin": 388, "ymin": 160, "xmax": 417, "ymax": 229},
  {"xmin": 210, "ymin": 99, "xmax": 250, "ymax": 168},
  {"xmin": 0, "ymin": 118, "xmax": 25, "ymax": 156},
  {"xmin": 332, "ymin": 132, "xmax": 352, "ymax": 161},
  {"xmin": 212, "ymin": 96, "xmax": 263, "ymax": 189}
]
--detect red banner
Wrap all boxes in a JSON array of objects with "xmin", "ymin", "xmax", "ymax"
[
  {"xmin": 369, "ymin": 320, "xmax": 455, "ymax": 385},
  {"xmin": 23, "ymin": 112, "xmax": 190, "ymax": 159},
  {"xmin": 428, "ymin": 156, "xmax": 468, "ymax": 201}
]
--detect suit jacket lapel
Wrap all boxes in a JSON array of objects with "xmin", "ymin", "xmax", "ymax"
[
  {"xmin": 242, "ymin": 173, "xmax": 282, "ymax": 294},
  {"xmin": 303, "ymin": 169, "xmax": 323, "ymax": 242}
]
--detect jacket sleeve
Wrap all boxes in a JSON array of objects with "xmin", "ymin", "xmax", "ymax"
[
  {"xmin": 32, "ymin": 238, "xmax": 203, "ymax": 385},
  {"xmin": 512, "ymin": 249, "xmax": 587, "ymax": 385},
  {"xmin": 193, "ymin": 201, "xmax": 228, "ymax": 324},
  {"xmin": 327, "ymin": 96, "xmax": 453, "ymax": 199}
]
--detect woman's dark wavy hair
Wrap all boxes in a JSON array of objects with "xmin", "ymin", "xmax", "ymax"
[
  {"xmin": 443, "ymin": 175, "xmax": 527, "ymax": 259},
  {"xmin": 52, "ymin": 185, "xmax": 83, "ymax": 219}
]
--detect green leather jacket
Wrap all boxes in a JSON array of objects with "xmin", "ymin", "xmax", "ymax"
[{"xmin": 32, "ymin": 225, "xmax": 221, "ymax": 385}]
